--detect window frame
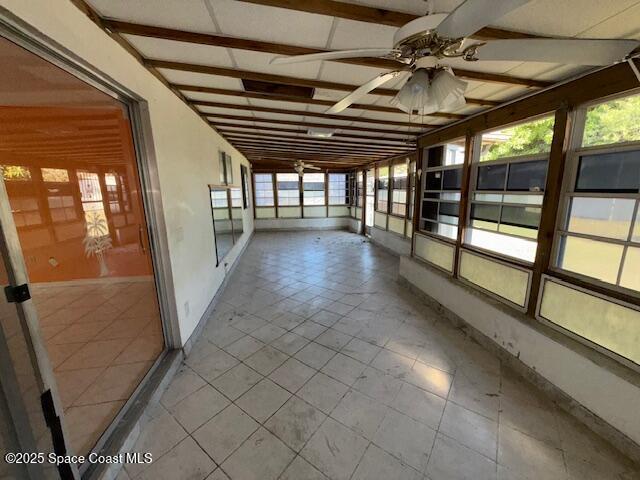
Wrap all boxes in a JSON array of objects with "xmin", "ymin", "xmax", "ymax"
[
  {"xmin": 328, "ymin": 172, "xmax": 350, "ymax": 206},
  {"xmin": 419, "ymin": 140, "xmax": 466, "ymax": 244},
  {"xmin": 375, "ymin": 164, "xmax": 390, "ymax": 213},
  {"xmin": 302, "ymin": 172, "xmax": 326, "ymax": 206},
  {"xmin": 464, "ymin": 116, "xmax": 555, "ymax": 265},
  {"xmin": 390, "ymin": 159, "xmax": 409, "ymax": 218},
  {"xmin": 253, "ymin": 172, "xmax": 275, "ymax": 207},
  {"xmin": 550, "ymin": 92, "xmax": 640, "ymax": 298},
  {"xmin": 276, "ymin": 172, "xmax": 301, "ymax": 207}
]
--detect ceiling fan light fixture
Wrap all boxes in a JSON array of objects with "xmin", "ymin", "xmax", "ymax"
[
  {"xmin": 307, "ymin": 127, "xmax": 335, "ymax": 138},
  {"xmin": 391, "ymin": 68, "xmax": 467, "ymax": 116},
  {"xmin": 430, "ymin": 68, "xmax": 468, "ymax": 110}
]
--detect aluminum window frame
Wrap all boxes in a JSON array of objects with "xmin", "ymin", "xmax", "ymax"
[{"xmin": 254, "ymin": 173, "xmax": 275, "ymax": 207}]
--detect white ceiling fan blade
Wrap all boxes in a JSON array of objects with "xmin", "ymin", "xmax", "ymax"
[
  {"xmin": 474, "ymin": 38, "xmax": 640, "ymax": 65},
  {"xmin": 304, "ymin": 165, "xmax": 322, "ymax": 170},
  {"xmin": 436, "ymin": 0, "xmax": 532, "ymax": 39},
  {"xmin": 271, "ymin": 49, "xmax": 401, "ymax": 65},
  {"xmin": 326, "ymin": 70, "xmax": 405, "ymax": 114}
]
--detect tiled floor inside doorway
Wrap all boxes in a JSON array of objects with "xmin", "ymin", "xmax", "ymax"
[{"xmin": 121, "ymin": 231, "xmax": 638, "ymax": 480}]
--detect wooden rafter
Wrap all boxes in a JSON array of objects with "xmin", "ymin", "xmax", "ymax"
[
  {"xmin": 236, "ymin": 0, "xmax": 542, "ymax": 40},
  {"xmin": 206, "ymin": 115, "xmax": 427, "ymax": 135},
  {"xmin": 109, "ymin": 20, "xmax": 546, "ymax": 88},
  {"xmin": 221, "ymin": 131, "xmax": 415, "ymax": 148},
  {"xmin": 193, "ymin": 100, "xmax": 457, "ymax": 125},
  {"xmin": 174, "ymin": 84, "xmax": 499, "ymax": 108}
]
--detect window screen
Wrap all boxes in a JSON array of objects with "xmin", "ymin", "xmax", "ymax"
[
  {"xmin": 328, "ymin": 173, "xmax": 349, "ymax": 205},
  {"xmin": 303, "ymin": 173, "xmax": 325, "ymax": 206},
  {"xmin": 254, "ymin": 173, "xmax": 274, "ymax": 207},
  {"xmin": 276, "ymin": 173, "xmax": 300, "ymax": 206}
]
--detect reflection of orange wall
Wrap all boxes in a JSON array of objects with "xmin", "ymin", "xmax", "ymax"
[{"xmin": 0, "ymin": 106, "xmax": 153, "ymax": 283}]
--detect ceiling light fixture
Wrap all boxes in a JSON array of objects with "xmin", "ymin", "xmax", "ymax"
[
  {"xmin": 307, "ymin": 127, "xmax": 335, "ymax": 138},
  {"xmin": 390, "ymin": 67, "xmax": 467, "ymax": 116}
]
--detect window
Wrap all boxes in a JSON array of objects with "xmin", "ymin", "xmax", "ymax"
[
  {"xmin": 376, "ymin": 166, "xmax": 389, "ymax": 212},
  {"xmin": 555, "ymin": 93, "xmax": 640, "ymax": 292},
  {"xmin": 276, "ymin": 173, "xmax": 300, "ymax": 206},
  {"xmin": 254, "ymin": 173, "xmax": 274, "ymax": 207},
  {"xmin": 407, "ymin": 160, "xmax": 416, "ymax": 222},
  {"xmin": 328, "ymin": 173, "xmax": 349, "ymax": 205},
  {"xmin": 356, "ymin": 171, "xmax": 364, "ymax": 207},
  {"xmin": 1, "ymin": 165, "xmax": 31, "ymax": 181},
  {"xmin": 219, "ymin": 151, "xmax": 233, "ymax": 185},
  {"xmin": 240, "ymin": 165, "xmax": 249, "ymax": 209},
  {"xmin": 466, "ymin": 116, "xmax": 555, "ymax": 262},
  {"xmin": 420, "ymin": 140, "xmax": 465, "ymax": 240},
  {"xmin": 77, "ymin": 170, "xmax": 108, "ymax": 236},
  {"xmin": 42, "ymin": 168, "xmax": 69, "ymax": 183},
  {"xmin": 391, "ymin": 162, "xmax": 408, "ymax": 216},
  {"xmin": 303, "ymin": 173, "xmax": 325, "ymax": 205}
]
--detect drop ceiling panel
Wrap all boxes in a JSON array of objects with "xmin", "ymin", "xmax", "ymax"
[
  {"xmin": 582, "ymin": 4, "xmax": 640, "ymax": 38},
  {"xmin": 88, "ymin": 0, "xmax": 218, "ymax": 33},
  {"xmin": 329, "ymin": 18, "xmax": 397, "ymax": 49},
  {"xmin": 340, "ymin": 0, "xmax": 430, "ymax": 15},
  {"xmin": 305, "ymin": 104, "xmax": 365, "ymax": 117},
  {"xmin": 303, "ymin": 117, "xmax": 354, "ymax": 126},
  {"xmin": 209, "ymin": 0, "xmax": 334, "ymax": 48},
  {"xmin": 230, "ymin": 50, "xmax": 322, "ymax": 79},
  {"xmin": 209, "ymin": 119, "xmax": 256, "ymax": 127},
  {"xmin": 198, "ymin": 106, "xmax": 252, "ymax": 116},
  {"xmin": 318, "ymin": 61, "xmax": 390, "ymax": 86},
  {"xmin": 181, "ymin": 91, "xmax": 248, "ymax": 104},
  {"xmin": 158, "ymin": 69, "xmax": 244, "ymax": 89},
  {"xmin": 246, "ymin": 98, "xmax": 309, "ymax": 112},
  {"xmin": 496, "ymin": 0, "xmax": 639, "ymax": 37},
  {"xmin": 252, "ymin": 112, "xmax": 307, "ymax": 122},
  {"xmin": 123, "ymin": 35, "xmax": 234, "ymax": 66}
]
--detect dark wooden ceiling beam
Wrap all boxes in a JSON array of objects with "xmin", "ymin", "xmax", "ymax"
[
  {"xmin": 213, "ymin": 123, "xmax": 417, "ymax": 142},
  {"xmin": 110, "ymin": 20, "xmax": 544, "ymax": 89},
  {"xmin": 230, "ymin": 141, "xmax": 392, "ymax": 156},
  {"xmin": 206, "ymin": 114, "xmax": 427, "ymax": 135},
  {"xmin": 237, "ymin": 144, "xmax": 384, "ymax": 156},
  {"xmin": 235, "ymin": 0, "xmax": 542, "ymax": 41},
  {"xmin": 175, "ymin": 83, "xmax": 498, "ymax": 108},
  {"xmin": 227, "ymin": 139, "xmax": 410, "ymax": 155},
  {"xmin": 222, "ymin": 131, "xmax": 414, "ymax": 148},
  {"xmin": 147, "ymin": 59, "xmax": 550, "ymax": 97},
  {"xmin": 193, "ymin": 100, "xmax": 455, "ymax": 125}
]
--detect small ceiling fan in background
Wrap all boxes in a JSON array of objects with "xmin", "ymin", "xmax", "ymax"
[
  {"xmin": 293, "ymin": 160, "xmax": 321, "ymax": 176},
  {"xmin": 271, "ymin": 0, "xmax": 640, "ymax": 116}
]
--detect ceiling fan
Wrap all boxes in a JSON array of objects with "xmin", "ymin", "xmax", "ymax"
[
  {"xmin": 293, "ymin": 160, "xmax": 321, "ymax": 176},
  {"xmin": 270, "ymin": 0, "xmax": 640, "ymax": 116}
]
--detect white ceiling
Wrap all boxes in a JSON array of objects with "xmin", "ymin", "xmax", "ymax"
[{"xmin": 87, "ymin": 0, "xmax": 640, "ymax": 165}]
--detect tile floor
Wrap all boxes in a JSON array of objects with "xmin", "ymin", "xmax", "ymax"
[
  {"xmin": 32, "ymin": 279, "xmax": 164, "ymax": 455},
  {"xmin": 120, "ymin": 231, "xmax": 638, "ymax": 480}
]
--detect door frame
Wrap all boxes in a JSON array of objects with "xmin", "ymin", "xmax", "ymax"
[{"xmin": 0, "ymin": 5, "xmax": 181, "ymax": 473}]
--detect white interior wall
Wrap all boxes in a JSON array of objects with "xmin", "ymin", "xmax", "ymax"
[
  {"xmin": 0, "ymin": 0, "xmax": 254, "ymax": 345},
  {"xmin": 400, "ymin": 256, "xmax": 640, "ymax": 447}
]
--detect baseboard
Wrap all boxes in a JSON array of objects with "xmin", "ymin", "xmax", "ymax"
[
  {"xmin": 397, "ymin": 274, "xmax": 640, "ymax": 464},
  {"xmin": 182, "ymin": 230, "xmax": 255, "ymax": 357},
  {"xmin": 255, "ymin": 226, "xmax": 350, "ymax": 232}
]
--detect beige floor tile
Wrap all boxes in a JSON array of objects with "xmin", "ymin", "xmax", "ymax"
[
  {"xmin": 169, "ymin": 384, "xmax": 230, "ymax": 432},
  {"xmin": 236, "ymin": 378, "xmax": 291, "ymax": 423},
  {"xmin": 371, "ymin": 348, "xmax": 416, "ymax": 379},
  {"xmin": 300, "ymin": 417, "xmax": 369, "ymax": 480},
  {"xmin": 391, "ymin": 381, "xmax": 445, "ymax": 429},
  {"xmin": 315, "ymin": 328, "xmax": 352, "ymax": 351},
  {"xmin": 270, "ymin": 332, "xmax": 309, "ymax": 355},
  {"xmin": 249, "ymin": 323, "xmax": 287, "ymax": 343},
  {"xmin": 74, "ymin": 361, "xmax": 151, "ymax": 406},
  {"xmin": 222, "ymin": 427, "xmax": 295, "ymax": 480},
  {"xmin": 136, "ymin": 437, "xmax": 215, "ymax": 480},
  {"xmin": 211, "ymin": 363, "xmax": 262, "ymax": 401},
  {"xmin": 405, "ymin": 361, "xmax": 453, "ymax": 399},
  {"xmin": 352, "ymin": 367, "xmax": 403, "ymax": 405},
  {"xmin": 294, "ymin": 342, "xmax": 336, "ymax": 369},
  {"xmin": 187, "ymin": 346, "xmax": 239, "ymax": 382},
  {"xmin": 65, "ymin": 401, "xmax": 125, "ymax": 455},
  {"xmin": 321, "ymin": 353, "xmax": 367, "ymax": 386},
  {"xmin": 352, "ymin": 444, "xmax": 423, "ymax": 480},
  {"xmin": 57, "ymin": 338, "xmax": 131, "ymax": 371},
  {"xmin": 439, "ymin": 401, "xmax": 498, "ymax": 460},
  {"xmin": 264, "ymin": 396, "xmax": 326, "ymax": 451},
  {"xmin": 298, "ymin": 372, "xmax": 349, "ymax": 414},
  {"xmin": 427, "ymin": 433, "xmax": 497, "ymax": 480},
  {"xmin": 341, "ymin": 338, "xmax": 381, "ymax": 364},
  {"xmin": 224, "ymin": 335, "xmax": 265, "ymax": 360},
  {"xmin": 331, "ymin": 389, "xmax": 388, "ymax": 440},
  {"xmin": 373, "ymin": 409, "xmax": 435, "ymax": 472},
  {"xmin": 161, "ymin": 366, "xmax": 207, "ymax": 408},
  {"xmin": 280, "ymin": 455, "xmax": 328, "ymax": 480},
  {"xmin": 54, "ymin": 367, "xmax": 104, "ymax": 408},
  {"xmin": 243, "ymin": 345, "xmax": 289, "ymax": 375},
  {"xmin": 269, "ymin": 357, "xmax": 316, "ymax": 393}
]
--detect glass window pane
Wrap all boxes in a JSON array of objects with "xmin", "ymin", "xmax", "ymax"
[
  {"xmin": 471, "ymin": 203, "xmax": 500, "ymax": 223},
  {"xmin": 474, "ymin": 193, "xmax": 503, "ymax": 202},
  {"xmin": 507, "ymin": 160, "xmax": 547, "ymax": 191},
  {"xmin": 502, "ymin": 194, "xmax": 543, "ymax": 205},
  {"xmin": 467, "ymin": 228, "xmax": 537, "ymax": 262},
  {"xmin": 439, "ymin": 202, "xmax": 459, "ymax": 218},
  {"xmin": 424, "ymin": 221, "xmax": 458, "ymax": 239},
  {"xmin": 620, "ymin": 246, "xmax": 640, "ymax": 291},
  {"xmin": 422, "ymin": 201, "xmax": 438, "ymax": 221},
  {"xmin": 442, "ymin": 168, "xmax": 462, "ymax": 190},
  {"xmin": 633, "ymin": 207, "xmax": 640, "ymax": 242},
  {"xmin": 500, "ymin": 205, "xmax": 541, "ymax": 229},
  {"xmin": 582, "ymin": 93, "xmax": 640, "ymax": 147},
  {"xmin": 426, "ymin": 171, "xmax": 442, "ymax": 190},
  {"xmin": 575, "ymin": 151, "xmax": 640, "ymax": 193},
  {"xmin": 480, "ymin": 116, "xmax": 555, "ymax": 161},
  {"xmin": 567, "ymin": 197, "xmax": 634, "ymax": 240},
  {"xmin": 477, "ymin": 164, "xmax": 507, "ymax": 190},
  {"xmin": 558, "ymin": 235, "xmax": 624, "ymax": 284}
]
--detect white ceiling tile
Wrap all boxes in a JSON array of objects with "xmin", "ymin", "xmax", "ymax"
[
  {"xmin": 123, "ymin": 35, "xmax": 234, "ymax": 65},
  {"xmin": 318, "ymin": 61, "xmax": 389, "ymax": 85},
  {"xmin": 304, "ymin": 117, "xmax": 353, "ymax": 126},
  {"xmin": 88, "ymin": 0, "xmax": 218, "ymax": 33},
  {"xmin": 158, "ymin": 69, "xmax": 244, "ymax": 89},
  {"xmin": 329, "ymin": 18, "xmax": 397, "ymax": 49},
  {"xmin": 339, "ymin": 0, "xmax": 430, "ymax": 15},
  {"xmin": 306, "ymin": 104, "xmax": 363, "ymax": 117},
  {"xmin": 253, "ymin": 112, "xmax": 306, "ymax": 121},
  {"xmin": 495, "ymin": 0, "xmax": 639, "ymax": 37},
  {"xmin": 211, "ymin": 119, "xmax": 256, "ymax": 127},
  {"xmin": 231, "ymin": 50, "xmax": 322, "ymax": 78},
  {"xmin": 198, "ymin": 106, "xmax": 250, "ymax": 116},
  {"xmin": 208, "ymin": 0, "xmax": 334, "ymax": 48},
  {"xmin": 181, "ymin": 91, "xmax": 249, "ymax": 104},
  {"xmin": 247, "ymin": 98, "xmax": 309, "ymax": 111},
  {"xmin": 579, "ymin": 4, "xmax": 640, "ymax": 38}
]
